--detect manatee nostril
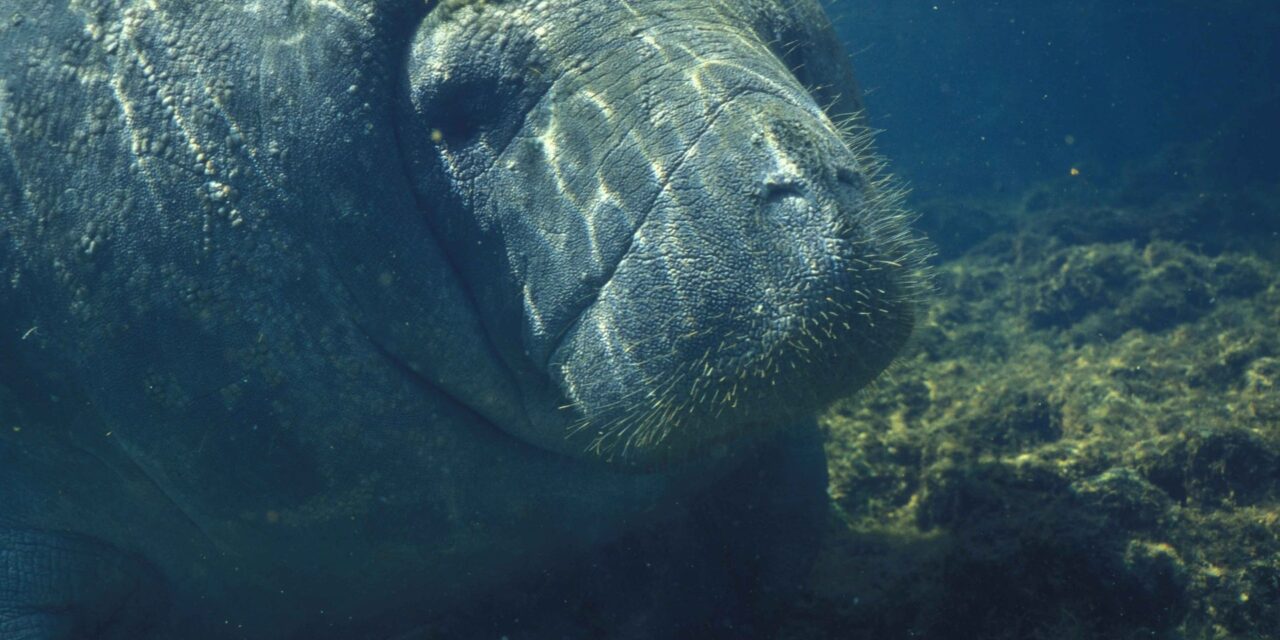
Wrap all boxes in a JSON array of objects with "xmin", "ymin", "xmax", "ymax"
[
  {"xmin": 761, "ymin": 178, "xmax": 806, "ymax": 206},
  {"xmin": 835, "ymin": 166, "xmax": 866, "ymax": 189}
]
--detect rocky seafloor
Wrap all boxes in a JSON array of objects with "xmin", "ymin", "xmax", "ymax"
[{"xmin": 785, "ymin": 165, "xmax": 1280, "ymax": 639}]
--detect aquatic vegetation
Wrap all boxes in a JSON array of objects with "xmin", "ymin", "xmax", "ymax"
[{"xmin": 797, "ymin": 179, "xmax": 1280, "ymax": 639}]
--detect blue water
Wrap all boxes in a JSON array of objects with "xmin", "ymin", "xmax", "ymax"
[{"xmin": 829, "ymin": 1, "xmax": 1280, "ymax": 198}]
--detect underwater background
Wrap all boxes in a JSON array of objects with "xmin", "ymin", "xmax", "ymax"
[
  {"xmin": 0, "ymin": 2, "xmax": 1273, "ymax": 638},
  {"xmin": 790, "ymin": 1, "xmax": 1280, "ymax": 638}
]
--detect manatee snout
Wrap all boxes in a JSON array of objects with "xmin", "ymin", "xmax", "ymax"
[
  {"xmin": 550, "ymin": 94, "xmax": 920, "ymax": 462},
  {"xmin": 401, "ymin": 1, "xmax": 925, "ymax": 465}
]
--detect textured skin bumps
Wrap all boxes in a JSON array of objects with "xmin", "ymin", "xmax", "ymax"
[{"xmin": 0, "ymin": 1, "xmax": 922, "ymax": 637}]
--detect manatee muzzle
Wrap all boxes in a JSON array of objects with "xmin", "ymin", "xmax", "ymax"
[
  {"xmin": 399, "ymin": 2, "xmax": 922, "ymax": 467},
  {"xmin": 548, "ymin": 93, "xmax": 918, "ymax": 464}
]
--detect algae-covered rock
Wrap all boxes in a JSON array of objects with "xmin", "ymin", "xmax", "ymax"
[
  {"xmin": 796, "ymin": 182, "xmax": 1280, "ymax": 640},
  {"xmin": 1026, "ymin": 240, "xmax": 1265, "ymax": 338},
  {"xmin": 1135, "ymin": 428, "xmax": 1280, "ymax": 508}
]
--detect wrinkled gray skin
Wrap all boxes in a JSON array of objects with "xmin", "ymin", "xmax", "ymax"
[{"xmin": 0, "ymin": 0, "xmax": 921, "ymax": 637}]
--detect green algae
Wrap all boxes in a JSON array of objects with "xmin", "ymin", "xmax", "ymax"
[{"xmin": 789, "ymin": 179, "xmax": 1280, "ymax": 639}]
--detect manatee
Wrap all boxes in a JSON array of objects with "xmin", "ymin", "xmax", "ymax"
[{"xmin": 0, "ymin": 0, "xmax": 925, "ymax": 637}]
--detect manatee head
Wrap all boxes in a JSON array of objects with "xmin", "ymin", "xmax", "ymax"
[{"xmin": 398, "ymin": 0, "xmax": 927, "ymax": 466}]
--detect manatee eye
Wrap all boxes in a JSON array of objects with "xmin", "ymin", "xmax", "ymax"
[
  {"xmin": 407, "ymin": 56, "xmax": 540, "ymax": 183},
  {"xmin": 402, "ymin": 10, "xmax": 549, "ymax": 182},
  {"xmin": 423, "ymin": 77, "xmax": 497, "ymax": 147}
]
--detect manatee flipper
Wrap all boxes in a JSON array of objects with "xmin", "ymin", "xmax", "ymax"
[
  {"xmin": 540, "ymin": 423, "xmax": 829, "ymax": 638},
  {"xmin": 396, "ymin": 425, "xmax": 829, "ymax": 639},
  {"xmin": 660, "ymin": 421, "xmax": 829, "ymax": 637},
  {"xmin": 703, "ymin": 421, "xmax": 830, "ymax": 623},
  {"xmin": 0, "ymin": 528, "xmax": 167, "ymax": 640}
]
